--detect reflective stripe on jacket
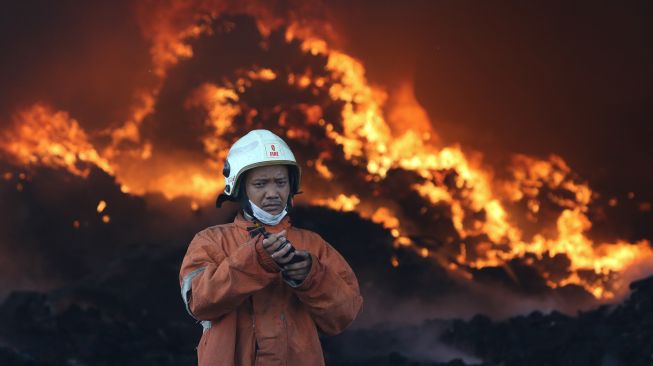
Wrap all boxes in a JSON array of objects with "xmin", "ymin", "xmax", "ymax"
[{"xmin": 179, "ymin": 213, "xmax": 363, "ymax": 365}]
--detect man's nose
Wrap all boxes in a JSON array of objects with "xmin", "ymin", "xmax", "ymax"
[{"xmin": 264, "ymin": 186, "xmax": 280, "ymax": 199}]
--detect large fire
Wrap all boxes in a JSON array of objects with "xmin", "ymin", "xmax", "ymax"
[{"xmin": 1, "ymin": 1, "xmax": 651, "ymax": 301}]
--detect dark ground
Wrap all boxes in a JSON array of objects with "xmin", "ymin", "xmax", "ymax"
[{"xmin": 2, "ymin": 243, "xmax": 653, "ymax": 366}]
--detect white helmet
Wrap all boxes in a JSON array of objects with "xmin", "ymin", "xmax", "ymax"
[{"xmin": 216, "ymin": 129, "xmax": 301, "ymax": 207}]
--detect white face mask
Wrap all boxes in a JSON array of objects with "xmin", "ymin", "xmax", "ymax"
[{"xmin": 249, "ymin": 200, "xmax": 288, "ymax": 226}]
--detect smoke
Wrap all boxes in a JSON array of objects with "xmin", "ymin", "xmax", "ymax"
[
  {"xmin": 406, "ymin": 1, "xmax": 653, "ymax": 197},
  {"xmin": 1, "ymin": 0, "xmax": 652, "ymax": 312},
  {"xmin": 321, "ymin": 1, "xmax": 653, "ymax": 196},
  {"xmin": 290, "ymin": 206, "xmax": 601, "ymax": 329},
  {"xmin": 0, "ymin": 0, "xmax": 151, "ymax": 128},
  {"xmin": 2, "ymin": 0, "xmax": 652, "ymax": 195},
  {"xmin": 1, "ymin": 3, "xmax": 653, "ymax": 365},
  {"xmin": 323, "ymin": 320, "xmax": 482, "ymax": 365},
  {"xmin": 0, "ymin": 158, "xmax": 596, "ymax": 319},
  {"xmin": 355, "ymin": 284, "xmax": 594, "ymax": 330},
  {"xmin": 0, "ymin": 161, "xmax": 234, "ymax": 300}
]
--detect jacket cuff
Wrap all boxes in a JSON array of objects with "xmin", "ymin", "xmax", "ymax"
[
  {"xmin": 292, "ymin": 253, "xmax": 322, "ymax": 291},
  {"xmin": 255, "ymin": 238, "xmax": 282, "ymax": 273}
]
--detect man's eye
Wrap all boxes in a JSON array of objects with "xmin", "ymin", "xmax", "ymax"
[
  {"xmin": 277, "ymin": 180, "xmax": 287, "ymax": 186},
  {"xmin": 254, "ymin": 183, "xmax": 264, "ymax": 188}
]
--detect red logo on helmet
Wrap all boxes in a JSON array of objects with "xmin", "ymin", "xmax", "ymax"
[{"xmin": 266, "ymin": 143, "xmax": 281, "ymax": 157}]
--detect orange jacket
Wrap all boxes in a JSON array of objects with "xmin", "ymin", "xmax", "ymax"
[{"xmin": 179, "ymin": 213, "xmax": 363, "ymax": 365}]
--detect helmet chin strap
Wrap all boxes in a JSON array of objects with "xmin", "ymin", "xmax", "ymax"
[{"xmin": 246, "ymin": 200, "xmax": 288, "ymax": 225}]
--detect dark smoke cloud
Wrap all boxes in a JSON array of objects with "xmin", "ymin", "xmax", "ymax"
[
  {"xmin": 135, "ymin": 1, "xmax": 653, "ymax": 246},
  {"xmin": 0, "ymin": 0, "xmax": 151, "ymax": 128},
  {"xmin": 1, "ymin": 0, "xmax": 651, "ymax": 322},
  {"xmin": 2, "ymin": 0, "xmax": 651, "ymax": 200},
  {"xmin": 338, "ymin": 1, "xmax": 653, "ymax": 198}
]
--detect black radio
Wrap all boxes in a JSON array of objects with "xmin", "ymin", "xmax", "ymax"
[{"xmin": 247, "ymin": 225, "xmax": 304, "ymax": 265}]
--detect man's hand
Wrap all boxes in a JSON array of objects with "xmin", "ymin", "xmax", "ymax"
[
  {"xmin": 283, "ymin": 250, "xmax": 312, "ymax": 283},
  {"xmin": 262, "ymin": 230, "xmax": 296, "ymax": 265}
]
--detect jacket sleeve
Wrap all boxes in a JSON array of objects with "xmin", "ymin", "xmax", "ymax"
[
  {"xmin": 291, "ymin": 233, "xmax": 363, "ymax": 336},
  {"xmin": 179, "ymin": 228, "xmax": 282, "ymax": 321}
]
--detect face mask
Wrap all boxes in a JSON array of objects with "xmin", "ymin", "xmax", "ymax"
[{"xmin": 249, "ymin": 200, "xmax": 288, "ymax": 226}]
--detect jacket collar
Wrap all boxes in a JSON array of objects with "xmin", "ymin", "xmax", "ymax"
[{"xmin": 234, "ymin": 211, "xmax": 291, "ymax": 234}]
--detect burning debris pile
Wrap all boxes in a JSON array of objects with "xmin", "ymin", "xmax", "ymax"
[{"xmin": 1, "ymin": 5, "xmax": 651, "ymax": 303}]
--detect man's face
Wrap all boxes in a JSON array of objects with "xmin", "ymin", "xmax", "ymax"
[{"xmin": 245, "ymin": 165, "xmax": 290, "ymax": 215}]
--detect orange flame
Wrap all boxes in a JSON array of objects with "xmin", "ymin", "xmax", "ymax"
[
  {"xmin": 313, "ymin": 194, "xmax": 360, "ymax": 212},
  {"xmin": 0, "ymin": 104, "xmax": 113, "ymax": 177},
  {"xmin": 293, "ymin": 29, "xmax": 652, "ymax": 299},
  {"xmin": 1, "ymin": 5, "xmax": 650, "ymax": 301}
]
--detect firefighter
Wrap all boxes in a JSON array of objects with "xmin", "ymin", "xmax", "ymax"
[{"xmin": 179, "ymin": 129, "xmax": 363, "ymax": 365}]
